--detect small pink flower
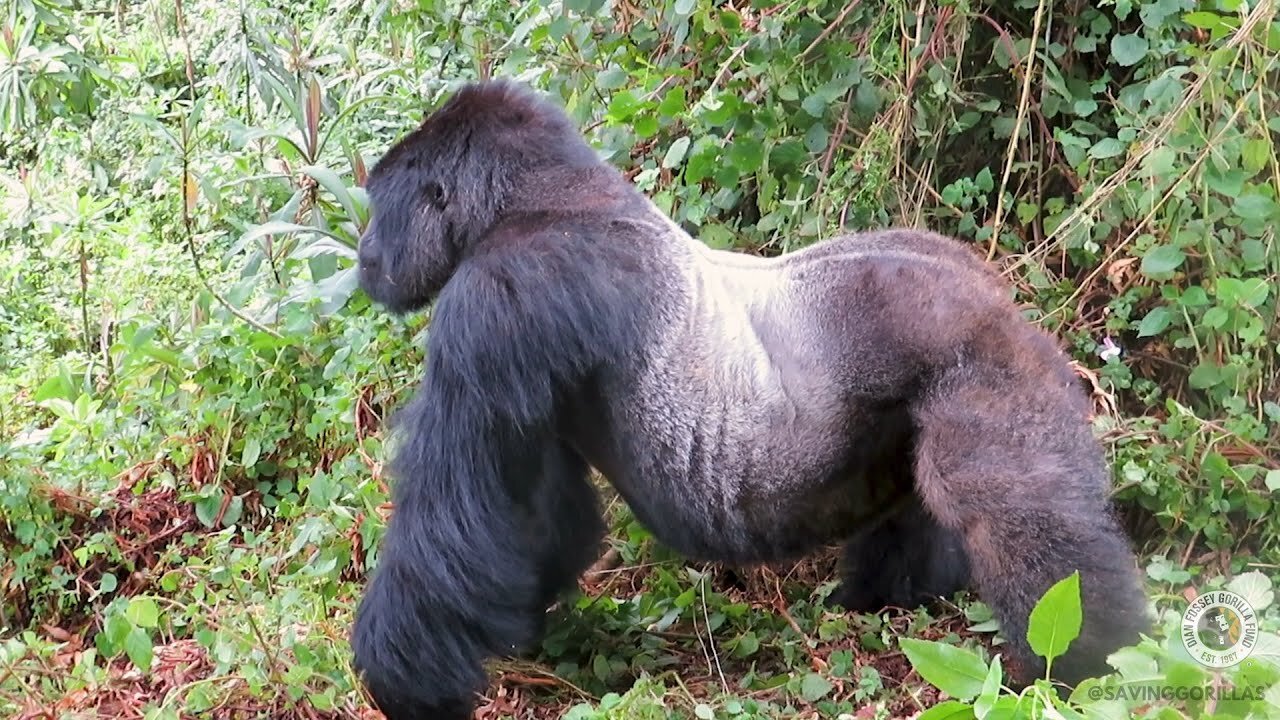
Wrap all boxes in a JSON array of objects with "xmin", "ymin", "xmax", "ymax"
[{"xmin": 1098, "ymin": 336, "xmax": 1121, "ymax": 362}]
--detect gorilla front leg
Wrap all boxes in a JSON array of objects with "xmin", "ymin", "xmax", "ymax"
[
  {"xmin": 350, "ymin": 403, "xmax": 551, "ymax": 719},
  {"xmin": 352, "ymin": 248, "xmax": 624, "ymax": 719},
  {"xmin": 352, "ymin": 409, "xmax": 608, "ymax": 719}
]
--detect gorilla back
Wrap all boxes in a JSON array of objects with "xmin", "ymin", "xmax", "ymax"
[{"xmin": 351, "ymin": 80, "xmax": 1149, "ymax": 719}]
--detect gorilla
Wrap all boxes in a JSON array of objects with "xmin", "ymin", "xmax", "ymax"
[{"xmin": 350, "ymin": 79, "xmax": 1149, "ymax": 719}]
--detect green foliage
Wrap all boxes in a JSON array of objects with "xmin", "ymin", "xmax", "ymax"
[
  {"xmin": 905, "ymin": 572, "xmax": 1280, "ymax": 719},
  {"xmin": 1, "ymin": 0, "xmax": 1278, "ymax": 717}
]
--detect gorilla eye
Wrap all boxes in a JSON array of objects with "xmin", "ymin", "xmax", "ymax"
[{"xmin": 424, "ymin": 181, "xmax": 448, "ymax": 209}]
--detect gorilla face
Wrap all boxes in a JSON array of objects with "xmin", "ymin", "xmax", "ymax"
[
  {"xmin": 357, "ymin": 147, "xmax": 458, "ymax": 314},
  {"xmin": 356, "ymin": 81, "xmax": 599, "ymax": 315}
]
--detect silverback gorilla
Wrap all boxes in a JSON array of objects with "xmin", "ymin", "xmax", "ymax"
[{"xmin": 351, "ymin": 79, "xmax": 1149, "ymax": 718}]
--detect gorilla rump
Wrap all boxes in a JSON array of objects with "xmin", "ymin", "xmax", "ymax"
[{"xmin": 351, "ymin": 80, "xmax": 1149, "ymax": 719}]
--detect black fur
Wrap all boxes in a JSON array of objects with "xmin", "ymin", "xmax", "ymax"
[
  {"xmin": 835, "ymin": 498, "xmax": 971, "ymax": 613},
  {"xmin": 350, "ymin": 80, "xmax": 1150, "ymax": 719}
]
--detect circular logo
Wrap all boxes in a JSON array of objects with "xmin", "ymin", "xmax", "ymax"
[{"xmin": 1181, "ymin": 590, "xmax": 1259, "ymax": 668}]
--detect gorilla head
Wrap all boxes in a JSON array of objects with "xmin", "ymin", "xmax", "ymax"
[{"xmin": 356, "ymin": 81, "xmax": 598, "ymax": 313}]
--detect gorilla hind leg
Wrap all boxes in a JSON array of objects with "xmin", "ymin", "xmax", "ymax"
[
  {"xmin": 524, "ymin": 441, "xmax": 606, "ymax": 612},
  {"xmin": 833, "ymin": 498, "xmax": 970, "ymax": 613},
  {"xmin": 909, "ymin": 361, "xmax": 1149, "ymax": 686}
]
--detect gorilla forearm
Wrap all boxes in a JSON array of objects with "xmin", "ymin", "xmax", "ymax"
[
  {"xmin": 350, "ymin": 80, "xmax": 1150, "ymax": 719},
  {"xmin": 352, "ymin": 254, "xmax": 620, "ymax": 716}
]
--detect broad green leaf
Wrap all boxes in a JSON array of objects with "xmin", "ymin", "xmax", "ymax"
[
  {"xmin": 854, "ymin": 80, "xmax": 881, "ymax": 116},
  {"xmin": 976, "ymin": 167, "xmax": 994, "ymax": 193},
  {"xmin": 900, "ymin": 638, "xmax": 989, "ymax": 700},
  {"xmin": 591, "ymin": 653, "xmax": 610, "ymax": 681},
  {"xmin": 160, "ymin": 571, "xmax": 181, "ymax": 593},
  {"xmin": 700, "ymin": 224, "xmax": 735, "ymax": 249},
  {"xmin": 140, "ymin": 343, "xmax": 184, "ymax": 369},
  {"xmin": 1180, "ymin": 286, "xmax": 1210, "ymax": 307},
  {"xmin": 658, "ymin": 86, "xmax": 686, "ymax": 118},
  {"xmin": 123, "ymin": 626, "xmax": 154, "ymax": 672},
  {"xmin": 804, "ymin": 122, "xmax": 829, "ymax": 153},
  {"xmin": 104, "ymin": 612, "xmax": 132, "ymax": 646},
  {"xmin": 546, "ymin": 15, "xmax": 570, "ymax": 40},
  {"xmin": 1140, "ymin": 145, "xmax": 1177, "ymax": 176},
  {"xmin": 1183, "ymin": 11, "xmax": 1227, "ymax": 31},
  {"xmin": 1089, "ymin": 137, "xmax": 1127, "ymax": 159},
  {"xmin": 662, "ymin": 136, "xmax": 691, "ymax": 169},
  {"xmin": 40, "ymin": 398, "xmax": 74, "ymax": 420},
  {"xmin": 290, "ymin": 236, "xmax": 357, "ymax": 259},
  {"xmin": 33, "ymin": 374, "xmax": 75, "ymax": 403},
  {"xmin": 1110, "ymin": 34, "xmax": 1148, "ymax": 66},
  {"xmin": 799, "ymin": 672, "xmax": 832, "ymax": 701},
  {"xmin": 1137, "ymin": 307, "xmax": 1172, "ymax": 337},
  {"xmin": 1204, "ymin": 165, "xmax": 1248, "ymax": 197},
  {"xmin": 801, "ymin": 93, "xmax": 828, "ymax": 118},
  {"xmin": 1241, "ymin": 239, "xmax": 1267, "ymax": 268},
  {"xmin": 195, "ymin": 493, "xmax": 223, "ymax": 528},
  {"xmin": 732, "ymin": 630, "xmax": 760, "ymax": 657},
  {"xmin": 323, "ymin": 346, "xmax": 352, "ymax": 381},
  {"xmin": 1140, "ymin": 0, "xmax": 1181, "ymax": 27},
  {"xmin": 1267, "ymin": 469, "xmax": 1280, "ymax": 493},
  {"xmin": 1232, "ymin": 194, "xmax": 1278, "ymax": 221},
  {"xmin": 594, "ymin": 66, "xmax": 627, "ymax": 90},
  {"xmin": 284, "ymin": 663, "xmax": 314, "ymax": 684},
  {"xmin": 1227, "ymin": 571, "xmax": 1274, "ymax": 611},
  {"xmin": 1105, "ymin": 645, "xmax": 1160, "ymax": 681},
  {"xmin": 1188, "ymin": 363, "xmax": 1222, "ymax": 389},
  {"xmin": 974, "ymin": 654, "xmax": 1003, "ymax": 718},
  {"xmin": 1202, "ymin": 306, "xmax": 1229, "ymax": 328},
  {"xmin": 309, "ymin": 691, "xmax": 335, "ymax": 711},
  {"xmin": 634, "ymin": 114, "xmax": 659, "ymax": 138},
  {"xmin": 126, "ymin": 597, "xmax": 159, "ymax": 628},
  {"xmin": 606, "ymin": 91, "xmax": 642, "ymax": 122},
  {"xmin": 1242, "ymin": 138, "xmax": 1271, "ymax": 175},
  {"xmin": 1027, "ymin": 572, "xmax": 1082, "ymax": 663},
  {"xmin": 239, "ymin": 219, "xmax": 350, "ymax": 250},
  {"xmin": 241, "ymin": 437, "xmax": 261, "ymax": 468},
  {"xmin": 1216, "ymin": 277, "xmax": 1270, "ymax": 307},
  {"xmin": 1239, "ymin": 279, "xmax": 1270, "ymax": 307},
  {"xmin": 917, "ymin": 700, "xmax": 977, "ymax": 720},
  {"xmin": 221, "ymin": 495, "xmax": 244, "ymax": 527},
  {"xmin": 1140, "ymin": 245, "xmax": 1185, "ymax": 275},
  {"xmin": 1016, "ymin": 202, "xmax": 1038, "ymax": 224}
]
